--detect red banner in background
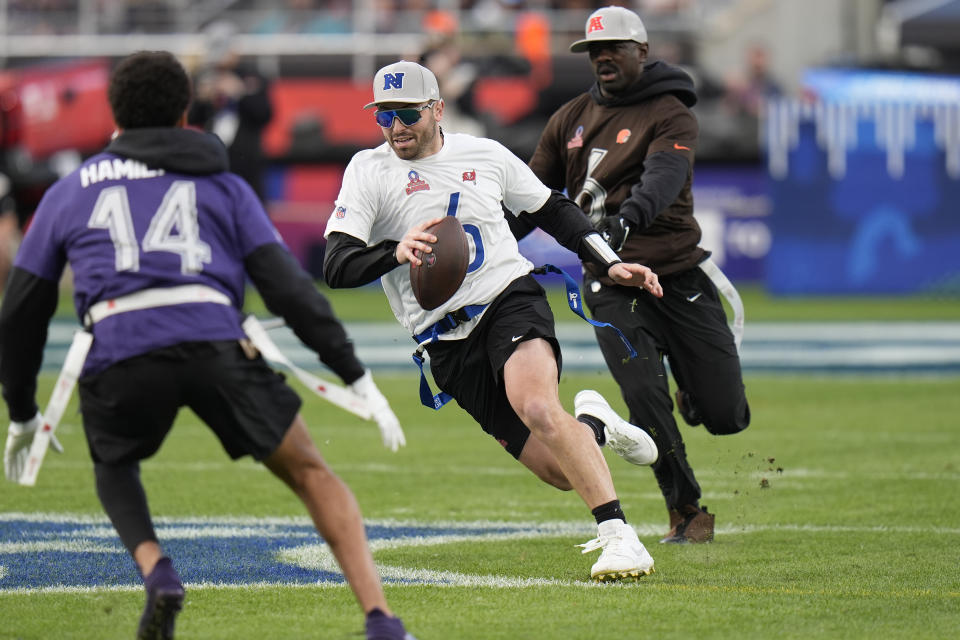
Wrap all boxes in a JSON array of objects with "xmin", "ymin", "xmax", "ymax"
[{"xmin": 1, "ymin": 59, "xmax": 114, "ymax": 159}]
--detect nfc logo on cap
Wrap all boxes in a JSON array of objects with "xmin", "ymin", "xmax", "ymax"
[{"xmin": 383, "ymin": 73, "xmax": 404, "ymax": 90}]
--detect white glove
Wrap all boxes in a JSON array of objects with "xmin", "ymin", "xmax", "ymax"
[
  {"xmin": 350, "ymin": 370, "xmax": 406, "ymax": 452},
  {"xmin": 4, "ymin": 412, "xmax": 63, "ymax": 483}
]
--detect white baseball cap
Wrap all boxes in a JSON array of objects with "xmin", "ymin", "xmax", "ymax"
[
  {"xmin": 569, "ymin": 6, "xmax": 648, "ymax": 53},
  {"xmin": 364, "ymin": 60, "xmax": 441, "ymax": 109}
]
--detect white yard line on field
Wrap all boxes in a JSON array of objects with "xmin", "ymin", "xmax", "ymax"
[
  {"xmin": 31, "ymin": 459, "xmax": 960, "ymax": 482},
  {"xmin": 2, "ymin": 512, "xmax": 959, "ymax": 596}
]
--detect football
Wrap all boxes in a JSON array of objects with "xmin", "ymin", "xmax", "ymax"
[{"xmin": 410, "ymin": 216, "xmax": 469, "ymax": 310}]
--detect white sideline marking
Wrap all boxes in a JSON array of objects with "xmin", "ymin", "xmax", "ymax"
[
  {"xmin": 281, "ymin": 542, "xmax": 579, "ymax": 589},
  {"xmin": 0, "ymin": 540, "xmax": 121, "ymax": 554},
  {"xmin": 3, "ymin": 514, "xmax": 960, "ymax": 595},
  {"xmin": 33, "ymin": 460, "xmax": 960, "ymax": 482},
  {"xmin": 3, "ymin": 578, "xmax": 955, "ymax": 599},
  {"xmin": 52, "ymin": 525, "xmax": 321, "ymax": 541},
  {"xmin": 749, "ymin": 467, "xmax": 960, "ymax": 481},
  {"xmin": 279, "ymin": 528, "xmax": 604, "ymax": 589},
  {"xmin": 4, "ymin": 512, "xmax": 960, "ymax": 536}
]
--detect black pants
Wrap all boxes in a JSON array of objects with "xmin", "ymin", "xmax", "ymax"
[
  {"xmin": 80, "ymin": 341, "xmax": 301, "ymax": 465},
  {"xmin": 583, "ymin": 265, "xmax": 750, "ymax": 510},
  {"xmin": 79, "ymin": 340, "xmax": 302, "ymax": 554}
]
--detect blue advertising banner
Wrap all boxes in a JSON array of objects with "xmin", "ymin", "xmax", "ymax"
[
  {"xmin": 691, "ymin": 166, "xmax": 771, "ymax": 282},
  {"xmin": 765, "ymin": 69, "xmax": 960, "ymax": 294}
]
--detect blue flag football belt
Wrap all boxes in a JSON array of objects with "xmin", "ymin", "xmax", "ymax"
[{"xmin": 411, "ymin": 264, "xmax": 639, "ymax": 410}]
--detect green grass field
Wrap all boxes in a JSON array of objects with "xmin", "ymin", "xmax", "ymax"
[{"xmin": 3, "ymin": 369, "xmax": 959, "ymax": 639}]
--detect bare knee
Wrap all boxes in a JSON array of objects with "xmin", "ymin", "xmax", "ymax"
[
  {"xmin": 515, "ymin": 396, "xmax": 565, "ymax": 442},
  {"xmin": 263, "ymin": 421, "xmax": 335, "ymax": 495},
  {"xmin": 283, "ymin": 458, "xmax": 335, "ymax": 496}
]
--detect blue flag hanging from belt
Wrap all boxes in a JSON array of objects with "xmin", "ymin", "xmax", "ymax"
[{"xmin": 410, "ymin": 265, "xmax": 637, "ymax": 410}]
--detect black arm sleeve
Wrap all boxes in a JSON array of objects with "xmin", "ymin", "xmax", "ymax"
[
  {"xmin": 513, "ymin": 191, "xmax": 595, "ymax": 251},
  {"xmin": 618, "ymin": 151, "xmax": 690, "ymax": 229},
  {"xmin": 0, "ymin": 268, "xmax": 59, "ymax": 421},
  {"xmin": 245, "ymin": 243, "xmax": 365, "ymax": 384},
  {"xmin": 322, "ymin": 231, "xmax": 400, "ymax": 289},
  {"xmin": 509, "ymin": 191, "xmax": 619, "ymax": 271},
  {"xmin": 503, "ymin": 202, "xmax": 538, "ymax": 241}
]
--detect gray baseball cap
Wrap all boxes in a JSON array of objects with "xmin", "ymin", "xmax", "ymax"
[
  {"xmin": 569, "ymin": 6, "xmax": 648, "ymax": 53},
  {"xmin": 364, "ymin": 60, "xmax": 441, "ymax": 109}
]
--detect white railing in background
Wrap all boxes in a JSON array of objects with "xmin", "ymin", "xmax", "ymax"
[{"xmin": 766, "ymin": 99, "xmax": 960, "ymax": 180}]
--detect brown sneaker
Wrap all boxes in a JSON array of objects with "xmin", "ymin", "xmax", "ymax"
[
  {"xmin": 675, "ymin": 389, "xmax": 702, "ymax": 427},
  {"xmin": 659, "ymin": 505, "xmax": 715, "ymax": 544},
  {"xmin": 663, "ymin": 508, "xmax": 684, "ymax": 540}
]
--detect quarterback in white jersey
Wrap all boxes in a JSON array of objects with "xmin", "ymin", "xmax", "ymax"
[
  {"xmin": 329, "ymin": 132, "xmax": 549, "ymax": 339},
  {"xmin": 323, "ymin": 60, "xmax": 664, "ymax": 583}
]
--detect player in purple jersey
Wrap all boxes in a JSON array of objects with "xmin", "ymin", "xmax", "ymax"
[{"xmin": 0, "ymin": 51, "xmax": 414, "ymax": 640}]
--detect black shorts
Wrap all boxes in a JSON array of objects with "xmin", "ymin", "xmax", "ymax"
[
  {"xmin": 79, "ymin": 340, "xmax": 302, "ymax": 465},
  {"xmin": 425, "ymin": 275, "xmax": 560, "ymax": 459}
]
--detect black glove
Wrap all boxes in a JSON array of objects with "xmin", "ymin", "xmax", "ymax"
[{"xmin": 595, "ymin": 215, "xmax": 633, "ymax": 252}]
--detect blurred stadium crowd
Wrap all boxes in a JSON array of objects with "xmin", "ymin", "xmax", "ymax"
[{"xmin": 5, "ymin": 2, "xmax": 708, "ymax": 36}]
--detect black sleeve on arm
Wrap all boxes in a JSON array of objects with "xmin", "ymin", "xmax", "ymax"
[
  {"xmin": 618, "ymin": 151, "xmax": 690, "ymax": 229},
  {"xmin": 245, "ymin": 243, "xmax": 365, "ymax": 384},
  {"xmin": 514, "ymin": 191, "xmax": 595, "ymax": 251},
  {"xmin": 514, "ymin": 191, "xmax": 621, "ymax": 271},
  {"xmin": 0, "ymin": 267, "xmax": 59, "ymax": 421},
  {"xmin": 502, "ymin": 202, "xmax": 538, "ymax": 241},
  {"xmin": 322, "ymin": 232, "xmax": 400, "ymax": 289}
]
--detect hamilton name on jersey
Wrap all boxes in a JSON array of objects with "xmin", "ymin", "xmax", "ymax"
[{"xmin": 80, "ymin": 157, "xmax": 165, "ymax": 188}]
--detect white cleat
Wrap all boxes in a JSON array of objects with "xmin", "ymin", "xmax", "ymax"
[
  {"xmin": 578, "ymin": 519, "xmax": 655, "ymax": 583},
  {"xmin": 575, "ymin": 390, "xmax": 658, "ymax": 466}
]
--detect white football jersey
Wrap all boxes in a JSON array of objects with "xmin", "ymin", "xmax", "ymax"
[{"xmin": 325, "ymin": 132, "xmax": 551, "ymax": 339}]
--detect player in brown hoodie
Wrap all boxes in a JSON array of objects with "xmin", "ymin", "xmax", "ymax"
[{"xmin": 523, "ymin": 6, "xmax": 751, "ymax": 544}]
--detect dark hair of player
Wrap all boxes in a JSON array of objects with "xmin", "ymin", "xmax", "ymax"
[{"xmin": 108, "ymin": 51, "xmax": 191, "ymax": 129}]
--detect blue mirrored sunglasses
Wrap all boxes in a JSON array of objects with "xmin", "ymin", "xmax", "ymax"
[{"xmin": 374, "ymin": 103, "xmax": 433, "ymax": 128}]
